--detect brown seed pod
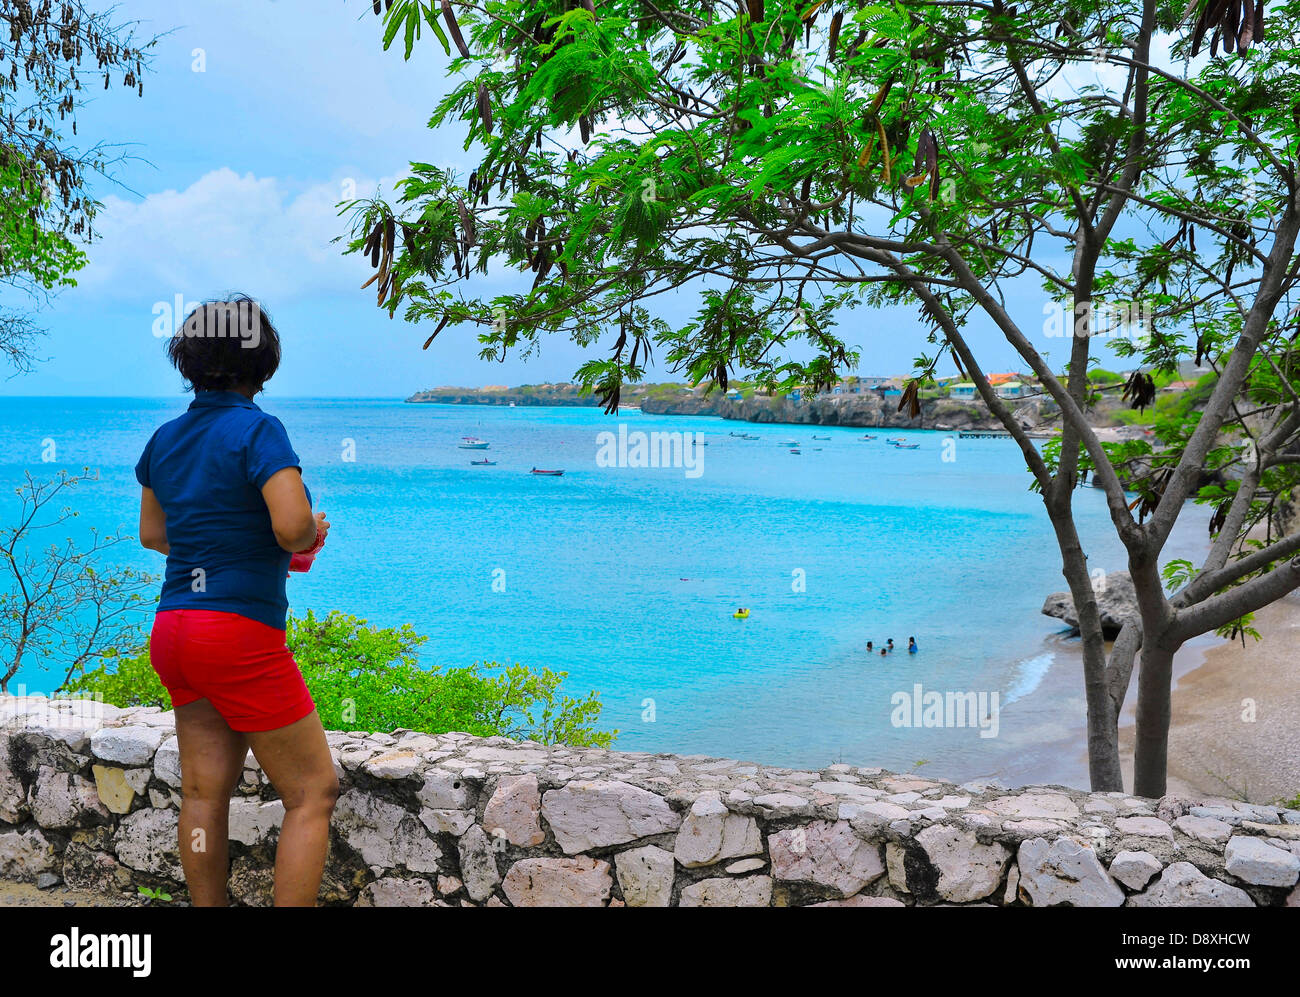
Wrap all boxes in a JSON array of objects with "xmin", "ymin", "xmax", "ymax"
[
  {"xmin": 476, "ymin": 82, "xmax": 493, "ymax": 134},
  {"xmin": 441, "ymin": 0, "xmax": 472, "ymax": 59},
  {"xmin": 423, "ymin": 313, "xmax": 451, "ymax": 349},
  {"xmin": 828, "ymin": 11, "xmax": 843, "ymax": 61}
]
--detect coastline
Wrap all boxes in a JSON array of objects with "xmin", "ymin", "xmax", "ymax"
[{"xmin": 1116, "ymin": 591, "xmax": 1300, "ymax": 804}]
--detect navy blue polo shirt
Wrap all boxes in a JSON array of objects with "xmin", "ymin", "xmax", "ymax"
[{"xmin": 135, "ymin": 391, "xmax": 311, "ymax": 631}]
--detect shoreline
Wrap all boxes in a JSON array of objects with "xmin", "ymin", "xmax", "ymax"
[{"xmin": 1115, "ymin": 591, "xmax": 1300, "ymax": 803}]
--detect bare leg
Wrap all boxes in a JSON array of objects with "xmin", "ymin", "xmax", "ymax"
[
  {"xmin": 174, "ymin": 699, "xmax": 248, "ymax": 907},
  {"xmin": 246, "ymin": 710, "xmax": 339, "ymax": 907}
]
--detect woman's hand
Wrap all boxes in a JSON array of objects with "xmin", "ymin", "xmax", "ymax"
[{"xmin": 311, "ymin": 510, "xmax": 330, "ymax": 549}]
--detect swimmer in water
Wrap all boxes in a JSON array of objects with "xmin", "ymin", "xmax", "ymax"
[
  {"xmin": 887, "ymin": 638, "xmax": 895, "ymax": 652},
  {"xmin": 880, "ymin": 648, "xmax": 887, "ymax": 657},
  {"xmin": 908, "ymin": 637, "xmax": 918, "ymax": 654},
  {"xmin": 866, "ymin": 641, "xmax": 873, "ymax": 653}
]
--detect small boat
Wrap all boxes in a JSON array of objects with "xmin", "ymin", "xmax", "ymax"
[
  {"xmin": 471, "ymin": 459, "xmax": 497, "ymax": 466},
  {"xmin": 458, "ymin": 436, "xmax": 491, "ymax": 450},
  {"xmin": 789, "ymin": 448, "xmax": 801, "ymax": 454},
  {"xmin": 531, "ymin": 467, "xmax": 564, "ymax": 476},
  {"xmin": 861, "ymin": 434, "xmax": 877, "ymax": 440},
  {"xmin": 812, "ymin": 435, "xmax": 830, "ymax": 440},
  {"xmin": 781, "ymin": 440, "xmax": 799, "ymax": 446},
  {"xmin": 893, "ymin": 443, "xmax": 920, "ymax": 449},
  {"xmin": 729, "ymin": 431, "xmax": 747, "ymax": 437},
  {"xmin": 743, "ymin": 434, "xmax": 761, "ymax": 440}
]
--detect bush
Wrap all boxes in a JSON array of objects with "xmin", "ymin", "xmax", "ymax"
[{"xmin": 64, "ymin": 610, "xmax": 616, "ymax": 748}]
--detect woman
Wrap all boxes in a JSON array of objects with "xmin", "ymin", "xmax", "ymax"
[{"xmin": 135, "ymin": 295, "xmax": 339, "ymax": 907}]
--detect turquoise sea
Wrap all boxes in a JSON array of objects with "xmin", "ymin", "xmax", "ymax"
[{"xmin": 0, "ymin": 397, "xmax": 1212, "ymax": 787}]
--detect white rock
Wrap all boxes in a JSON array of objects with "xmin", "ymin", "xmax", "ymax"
[
  {"xmin": 334, "ymin": 790, "xmax": 441, "ymax": 874},
  {"xmin": 673, "ymin": 793, "xmax": 762, "ymax": 867},
  {"xmin": 457, "ymin": 824, "xmax": 500, "ymax": 901},
  {"xmin": 90, "ymin": 725, "xmax": 165, "ymax": 766},
  {"xmin": 228, "ymin": 799, "xmax": 285, "ymax": 846},
  {"xmin": 153, "ymin": 735, "xmax": 182, "ymax": 789},
  {"xmin": 114, "ymin": 808, "xmax": 183, "ymax": 879},
  {"xmin": 915, "ymin": 825, "xmax": 1012, "ymax": 902},
  {"xmin": 1018, "ymin": 837, "xmax": 1124, "ymax": 907},
  {"xmin": 1109, "ymin": 850, "xmax": 1162, "ymax": 890},
  {"xmin": 1127, "ymin": 862, "xmax": 1254, "ymax": 907},
  {"xmin": 1224, "ymin": 835, "xmax": 1300, "ymax": 887},
  {"xmin": 679, "ymin": 875, "xmax": 772, "ymax": 907},
  {"xmin": 615, "ymin": 845, "xmax": 675, "ymax": 907},
  {"xmin": 540, "ymin": 780, "xmax": 680, "ymax": 853},
  {"xmin": 0, "ymin": 828, "xmax": 58, "ymax": 879},
  {"xmin": 770, "ymin": 820, "xmax": 885, "ymax": 896}
]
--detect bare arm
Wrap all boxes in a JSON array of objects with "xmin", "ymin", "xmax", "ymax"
[
  {"xmin": 261, "ymin": 467, "xmax": 329, "ymax": 553},
  {"xmin": 139, "ymin": 487, "xmax": 169, "ymax": 555}
]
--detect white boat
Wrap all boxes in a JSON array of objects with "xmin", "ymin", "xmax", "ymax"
[{"xmin": 458, "ymin": 436, "xmax": 491, "ymax": 450}]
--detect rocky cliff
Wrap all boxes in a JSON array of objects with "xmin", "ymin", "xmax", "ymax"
[{"xmin": 640, "ymin": 391, "xmax": 1059, "ymax": 433}]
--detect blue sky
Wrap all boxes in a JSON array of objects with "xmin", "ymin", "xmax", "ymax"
[{"xmin": 4, "ymin": 0, "xmax": 1132, "ymax": 398}]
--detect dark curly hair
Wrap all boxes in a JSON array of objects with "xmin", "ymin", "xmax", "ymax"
[{"xmin": 166, "ymin": 294, "xmax": 282, "ymax": 393}]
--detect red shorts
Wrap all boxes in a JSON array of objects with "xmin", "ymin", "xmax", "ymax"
[{"xmin": 149, "ymin": 609, "xmax": 316, "ymax": 732}]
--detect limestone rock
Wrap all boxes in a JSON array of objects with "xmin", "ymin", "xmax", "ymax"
[
  {"xmin": 502, "ymin": 856, "xmax": 612, "ymax": 906},
  {"xmin": 334, "ymin": 790, "xmax": 441, "ymax": 874},
  {"xmin": 62, "ymin": 841, "xmax": 132, "ymax": 893},
  {"xmin": 1127, "ymin": 861, "xmax": 1254, "ymax": 907},
  {"xmin": 616, "ymin": 844, "xmax": 675, "ymax": 907},
  {"xmin": 228, "ymin": 799, "xmax": 285, "ymax": 847},
  {"xmin": 541, "ymin": 780, "xmax": 680, "ymax": 853},
  {"xmin": 30, "ymin": 766, "xmax": 109, "ymax": 828},
  {"xmin": 114, "ymin": 808, "xmax": 183, "ymax": 880},
  {"xmin": 357, "ymin": 876, "xmax": 439, "ymax": 907},
  {"xmin": 1224, "ymin": 835, "xmax": 1300, "ymax": 887},
  {"xmin": 809, "ymin": 894, "xmax": 906, "ymax": 907},
  {"xmin": 418, "ymin": 809, "xmax": 476, "ymax": 836},
  {"xmin": 482, "ymin": 774, "xmax": 545, "ymax": 847},
  {"xmin": 1173, "ymin": 814, "xmax": 1232, "ymax": 846},
  {"xmin": 90, "ymin": 725, "xmax": 165, "ymax": 766},
  {"xmin": 0, "ymin": 751, "xmax": 26, "ymax": 823},
  {"xmin": 1042, "ymin": 570, "xmax": 1138, "ymax": 637},
  {"xmin": 673, "ymin": 793, "xmax": 762, "ymax": 868},
  {"xmin": 1018, "ymin": 837, "xmax": 1124, "ymax": 907},
  {"xmin": 915, "ymin": 824, "xmax": 1012, "ymax": 902},
  {"xmin": 457, "ymin": 824, "xmax": 501, "ymax": 901},
  {"xmin": 987, "ymin": 793, "xmax": 1080, "ymax": 820},
  {"xmin": 0, "ymin": 828, "xmax": 59, "ymax": 880},
  {"xmin": 679, "ymin": 875, "xmax": 772, "ymax": 907},
  {"xmin": 1114, "ymin": 816, "xmax": 1173, "ymax": 841},
  {"xmin": 1109, "ymin": 850, "xmax": 1162, "ymax": 890},
  {"xmin": 153, "ymin": 735, "xmax": 182, "ymax": 789},
  {"xmin": 416, "ymin": 768, "xmax": 474, "ymax": 810},
  {"xmin": 770, "ymin": 820, "xmax": 885, "ymax": 896}
]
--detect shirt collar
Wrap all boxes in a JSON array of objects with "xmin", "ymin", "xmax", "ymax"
[{"xmin": 189, "ymin": 390, "xmax": 259, "ymax": 410}]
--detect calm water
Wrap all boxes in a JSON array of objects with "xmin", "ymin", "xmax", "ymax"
[{"xmin": 0, "ymin": 397, "xmax": 1211, "ymax": 786}]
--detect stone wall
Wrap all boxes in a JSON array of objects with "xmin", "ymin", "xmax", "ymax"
[{"xmin": 2, "ymin": 694, "xmax": 1298, "ymax": 907}]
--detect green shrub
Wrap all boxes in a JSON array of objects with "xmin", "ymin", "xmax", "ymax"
[{"xmin": 64, "ymin": 610, "xmax": 615, "ymax": 748}]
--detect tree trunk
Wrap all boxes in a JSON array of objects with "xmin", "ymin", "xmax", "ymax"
[
  {"xmin": 1045, "ymin": 499, "xmax": 1124, "ymax": 790},
  {"xmin": 1133, "ymin": 640, "xmax": 1176, "ymax": 798}
]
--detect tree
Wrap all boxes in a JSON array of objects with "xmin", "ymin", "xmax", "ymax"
[
  {"xmin": 66, "ymin": 609, "xmax": 617, "ymax": 748},
  {"xmin": 0, "ymin": 1, "xmax": 155, "ymax": 370},
  {"xmin": 0, "ymin": 469, "xmax": 157, "ymax": 693},
  {"xmin": 343, "ymin": 0, "xmax": 1300, "ymax": 796}
]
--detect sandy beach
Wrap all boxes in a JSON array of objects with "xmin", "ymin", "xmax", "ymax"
[{"xmin": 1118, "ymin": 589, "xmax": 1300, "ymax": 804}]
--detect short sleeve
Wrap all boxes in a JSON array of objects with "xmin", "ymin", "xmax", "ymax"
[
  {"xmin": 134, "ymin": 430, "xmax": 158, "ymax": 488},
  {"xmin": 243, "ymin": 415, "xmax": 301, "ymax": 490}
]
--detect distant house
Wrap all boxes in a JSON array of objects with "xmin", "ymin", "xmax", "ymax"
[
  {"xmin": 950, "ymin": 382, "xmax": 978, "ymax": 399},
  {"xmin": 832, "ymin": 385, "xmax": 844, "ymax": 395},
  {"xmin": 858, "ymin": 376, "xmax": 890, "ymax": 389},
  {"xmin": 1162, "ymin": 379, "xmax": 1199, "ymax": 392},
  {"xmin": 996, "ymin": 381, "xmax": 1030, "ymax": 399},
  {"xmin": 986, "ymin": 372, "xmax": 1019, "ymax": 387},
  {"xmin": 789, "ymin": 388, "xmax": 802, "ymax": 402},
  {"xmin": 726, "ymin": 388, "xmax": 743, "ymax": 400}
]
